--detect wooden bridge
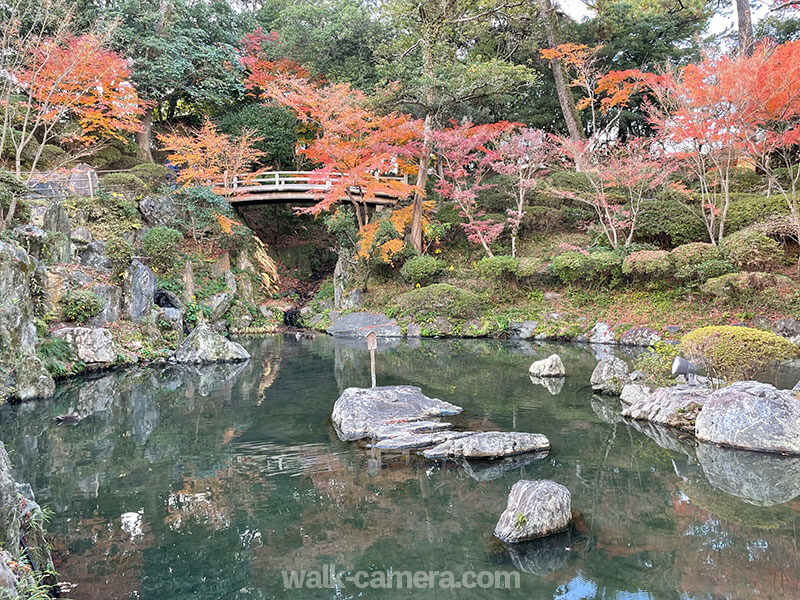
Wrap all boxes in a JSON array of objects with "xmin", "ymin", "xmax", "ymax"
[{"xmin": 215, "ymin": 171, "xmax": 409, "ymax": 206}]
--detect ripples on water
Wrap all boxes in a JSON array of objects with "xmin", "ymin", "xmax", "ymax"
[{"xmin": 1, "ymin": 335, "xmax": 799, "ymax": 600}]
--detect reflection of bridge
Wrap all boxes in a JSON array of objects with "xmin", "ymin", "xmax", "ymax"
[{"xmin": 215, "ymin": 171, "xmax": 408, "ymax": 206}]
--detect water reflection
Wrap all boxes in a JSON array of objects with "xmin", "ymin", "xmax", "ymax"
[{"xmin": 0, "ymin": 335, "xmax": 798, "ymax": 600}]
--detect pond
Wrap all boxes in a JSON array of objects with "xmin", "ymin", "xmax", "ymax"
[{"xmin": 1, "ymin": 335, "xmax": 800, "ymax": 600}]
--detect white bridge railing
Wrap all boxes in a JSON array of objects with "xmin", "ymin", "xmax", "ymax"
[{"xmin": 217, "ymin": 170, "xmax": 409, "ymax": 194}]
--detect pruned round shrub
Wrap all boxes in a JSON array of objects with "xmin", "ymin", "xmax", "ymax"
[
  {"xmin": 400, "ymin": 255, "xmax": 444, "ymax": 285},
  {"xmin": 674, "ymin": 259, "xmax": 735, "ymax": 285},
  {"xmin": 551, "ymin": 250, "xmax": 623, "ymax": 288},
  {"xmin": 701, "ymin": 272, "xmax": 798, "ymax": 307},
  {"xmin": 62, "ymin": 290, "xmax": 104, "ymax": 323},
  {"xmin": 634, "ymin": 192, "xmax": 708, "ymax": 248},
  {"xmin": 106, "ymin": 236, "xmax": 134, "ymax": 284},
  {"xmin": 475, "ymin": 255, "xmax": 518, "ymax": 281},
  {"xmin": 103, "ymin": 172, "xmax": 147, "ymax": 196},
  {"xmin": 723, "ymin": 230, "xmax": 784, "ymax": 271},
  {"xmin": 392, "ymin": 283, "xmax": 483, "ymax": 320},
  {"xmin": 130, "ymin": 163, "xmax": 169, "ymax": 191},
  {"xmin": 142, "ymin": 226, "xmax": 183, "ymax": 272},
  {"xmin": 727, "ymin": 193, "xmax": 788, "ymax": 232},
  {"xmin": 670, "ymin": 242, "xmax": 720, "ymax": 269},
  {"xmin": 622, "ymin": 250, "xmax": 672, "ymax": 282},
  {"xmin": 521, "ymin": 206, "xmax": 564, "ymax": 233},
  {"xmin": 681, "ymin": 325, "xmax": 797, "ymax": 382},
  {"xmin": 728, "ymin": 169, "xmax": 765, "ymax": 194}
]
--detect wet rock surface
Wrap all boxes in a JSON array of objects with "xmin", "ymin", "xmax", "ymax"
[
  {"xmin": 423, "ymin": 432, "xmax": 551, "ymax": 459},
  {"xmin": 494, "ymin": 480, "xmax": 572, "ymax": 543}
]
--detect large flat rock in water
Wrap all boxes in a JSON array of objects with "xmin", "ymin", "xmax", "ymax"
[
  {"xmin": 423, "ymin": 431, "xmax": 550, "ymax": 459},
  {"xmin": 695, "ymin": 381, "xmax": 800, "ymax": 455},
  {"xmin": 621, "ymin": 385, "xmax": 710, "ymax": 431},
  {"xmin": 326, "ymin": 312, "xmax": 402, "ymax": 338},
  {"xmin": 331, "ymin": 386, "xmax": 462, "ymax": 441}
]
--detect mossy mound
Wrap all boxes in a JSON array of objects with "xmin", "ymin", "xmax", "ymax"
[{"xmin": 392, "ymin": 283, "xmax": 484, "ymax": 321}]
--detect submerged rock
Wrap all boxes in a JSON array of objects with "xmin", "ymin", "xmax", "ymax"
[
  {"xmin": 494, "ymin": 480, "xmax": 572, "ymax": 543},
  {"xmin": 696, "ymin": 381, "xmax": 800, "ymax": 455},
  {"xmin": 173, "ymin": 323, "xmax": 250, "ymax": 364},
  {"xmin": 621, "ymin": 385, "xmax": 709, "ymax": 431},
  {"xmin": 423, "ymin": 431, "xmax": 550, "ymax": 460},
  {"xmin": 327, "ymin": 312, "xmax": 403, "ymax": 338},
  {"xmin": 590, "ymin": 356, "xmax": 630, "ymax": 395},
  {"xmin": 528, "ymin": 354, "xmax": 565, "ymax": 378},
  {"xmin": 503, "ymin": 531, "xmax": 571, "ymax": 575},
  {"xmin": 697, "ymin": 442, "xmax": 800, "ymax": 506},
  {"xmin": 331, "ymin": 385, "xmax": 462, "ymax": 441},
  {"xmin": 53, "ymin": 327, "xmax": 116, "ymax": 364}
]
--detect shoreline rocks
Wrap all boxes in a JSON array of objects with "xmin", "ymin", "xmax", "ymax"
[
  {"xmin": 590, "ymin": 356, "xmax": 630, "ymax": 395},
  {"xmin": 326, "ymin": 312, "xmax": 403, "ymax": 338},
  {"xmin": 173, "ymin": 323, "xmax": 250, "ymax": 364},
  {"xmin": 494, "ymin": 480, "xmax": 572, "ymax": 543},
  {"xmin": 621, "ymin": 385, "xmax": 708, "ymax": 431}
]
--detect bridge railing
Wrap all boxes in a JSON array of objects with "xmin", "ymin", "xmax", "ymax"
[{"xmin": 217, "ymin": 170, "xmax": 408, "ymax": 194}]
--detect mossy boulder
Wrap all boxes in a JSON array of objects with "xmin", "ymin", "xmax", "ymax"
[{"xmin": 392, "ymin": 283, "xmax": 484, "ymax": 321}]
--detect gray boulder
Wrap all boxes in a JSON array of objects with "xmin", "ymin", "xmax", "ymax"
[
  {"xmin": 528, "ymin": 354, "xmax": 565, "ymax": 378},
  {"xmin": 621, "ymin": 385, "xmax": 709, "ymax": 431},
  {"xmin": 0, "ymin": 241, "xmax": 37, "ymax": 355},
  {"xmin": 12, "ymin": 224, "xmax": 47, "ymax": 259},
  {"xmin": 173, "ymin": 323, "xmax": 250, "ymax": 364},
  {"xmin": 340, "ymin": 288, "xmax": 364, "ymax": 310},
  {"xmin": 70, "ymin": 226, "xmax": 92, "ymax": 246},
  {"xmin": 12, "ymin": 355, "xmax": 55, "ymax": 401},
  {"xmin": 589, "ymin": 321, "xmax": 615, "ymax": 344},
  {"xmin": 327, "ymin": 312, "xmax": 403, "ymax": 338},
  {"xmin": 697, "ymin": 442, "xmax": 800, "ymax": 506},
  {"xmin": 619, "ymin": 327, "xmax": 661, "ymax": 347},
  {"xmin": 80, "ymin": 240, "xmax": 112, "ymax": 269},
  {"xmin": 124, "ymin": 260, "xmax": 156, "ymax": 321},
  {"xmin": 509, "ymin": 320, "xmax": 538, "ymax": 340},
  {"xmin": 43, "ymin": 201, "xmax": 71, "ymax": 238},
  {"xmin": 371, "ymin": 430, "xmax": 473, "ymax": 451},
  {"xmin": 793, "ymin": 380, "xmax": 800, "ymax": 393},
  {"xmin": 696, "ymin": 381, "xmax": 800, "ymax": 454},
  {"xmin": 590, "ymin": 356, "xmax": 630, "ymax": 395},
  {"xmin": 620, "ymin": 383, "xmax": 654, "ymax": 407},
  {"xmin": 494, "ymin": 480, "xmax": 572, "ymax": 543},
  {"xmin": 88, "ymin": 284, "xmax": 122, "ymax": 327},
  {"xmin": 423, "ymin": 431, "xmax": 550, "ymax": 459},
  {"xmin": 139, "ymin": 195, "xmax": 182, "ymax": 228},
  {"xmin": 331, "ymin": 385, "xmax": 462, "ymax": 441},
  {"xmin": 53, "ymin": 327, "xmax": 116, "ymax": 364},
  {"xmin": 773, "ymin": 317, "xmax": 800, "ymax": 344}
]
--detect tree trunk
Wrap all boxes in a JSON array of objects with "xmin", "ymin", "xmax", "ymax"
[
  {"xmin": 540, "ymin": 0, "xmax": 584, "ymax": 140},
  {"xmin": 136, "ymin": 110, "xmax": 154, "ymax": 163},
  {"xmin": 410, "ymin": 115, "xmax": 432, "ymax": 253},
  {"xmin": 735, "ymin": 0, "xmax": 754, "ymax": 56}
]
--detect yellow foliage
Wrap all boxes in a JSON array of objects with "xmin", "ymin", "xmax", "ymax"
[
  {"xmin": 357, "ymin": 202, "xmax": 434, "ymax": 263},
  {"xmin": 251, "ymin": 237, "xmax": 280, "ymax": 293}
]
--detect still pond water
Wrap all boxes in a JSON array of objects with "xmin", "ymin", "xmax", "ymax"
[{"xmin": 2, "ymin": 335, "xmax": 800, "ymax": 600}]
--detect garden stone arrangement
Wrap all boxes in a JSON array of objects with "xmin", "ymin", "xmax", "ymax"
[{"xmin": 331, "ymin": 385, "xmax": 550, "ymax": 458}]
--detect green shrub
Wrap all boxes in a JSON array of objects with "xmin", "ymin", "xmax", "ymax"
[
  {"xmin": 106, "ymin": 236, "xmax": 134, "ymax": 284},
  {"xmin": 549, "ymin": 170, "xmax": 597, "ymax": 192},
  {"xmin": 681, "ymin": 325, "xmax": 797, "ymax": 382},
  {"xmin": 622, "ymin": 250, "xmax": 672, "ymax": 282},
  {"xmin": 392, "ymin": 283, "xmax": 484, "ymax": 320},
  {"xmin": 521, "ymin": 206, "xmax": 564, "ymax": 233},
  {"xmin": 701, "ymin": 271, "xmax": 798, "ymax": 308},
  {"xmin": 216, "ymin": 103, "xmax": 297, "ymax": 168},
  {"xmin": 142, "ymin": 226, "xmax": 183, "ymax": 272},
  {"xmin": 722, "ymin": 229, "xmax": 784, "ymax": 271},
  {"xmin": 633, "ymin": 341, "xmax": 681, "ymax": 386},
  {"xmin": 728, "ymin": 168, "xmax": 765, "ymax": 193},
  {"xmin": 634, "ymin": 192, "xmax": 707, "ymax": 248},
  {"xmin": 36, "ymin": 337, "xmax": 76, "ymax": 376},
  {"xmin": 551, "ymin": 250, "xmax": 623, "ymax": 288},
  {"xmin": 400, "ymin": 255, "xmax": 444, "ymax": 285},
  {"xmin": 727, "ymin": 193, "xmax": 788, "ymax": 232},
  {"xmin": 670, "ymin": 242, "xmax": 720, "ymax": 268},
  {"xmin": 37, "ymin": 144, "xmax": 68, "ymax": 169},
  {"xmin": 62, "ymin": 290, "xmax": 104, "ymax": 323},
  {"xmin": 475, "ymin": 255, "xmax": 518, "ymax": 281},
  {"xmin": 114, "ymin": 155, "xmax": 143, "ymax": 170},
  {"xmin": 674, "ymin": 259, "xmax": 735, "ymax": 286},
  {"xmin": 130, "ymin": 163, "xmax": 169, "ymax": 191},
  {"xmin": 103, "ymin": 172, "xmax": 147, "ymax": 196},
  {"xmin": 90, "ymin": 146, "xmax": 123, "ymax": 169}
]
